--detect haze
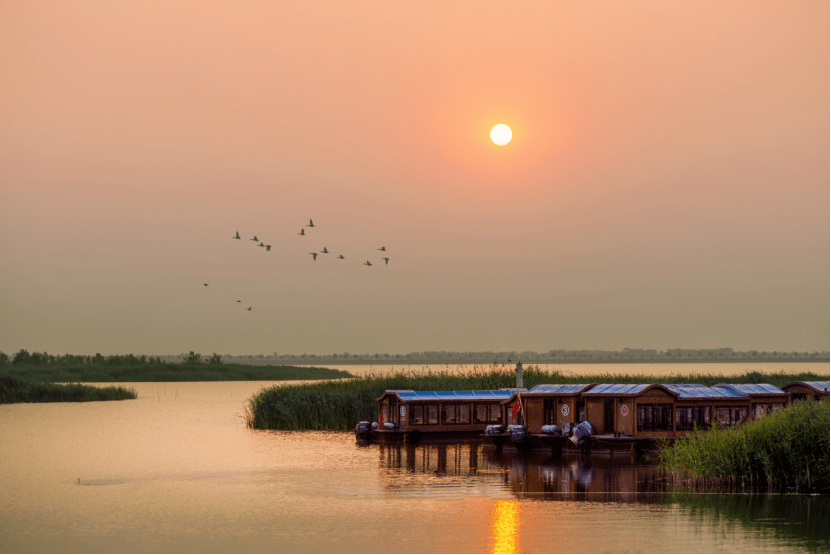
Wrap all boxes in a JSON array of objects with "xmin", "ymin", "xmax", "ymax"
[{"xmin": 1, "ymin": 1, "xmax": 828, "ymax": 356}]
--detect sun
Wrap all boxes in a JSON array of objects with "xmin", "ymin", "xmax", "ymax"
[{"xmin": 490, "ymin": 124, "xmax": 512, "ymax": 146}]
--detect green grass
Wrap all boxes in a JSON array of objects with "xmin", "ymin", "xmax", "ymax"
[
  {"xmin": 0, "ymin": 374, "xmax": 137, "ymax": 403},
  {"xmin": 660, "ymin": 399, "xmax": 830, "ymax": 492},
  {"xmin": 245, "ymin": 365, "xmax": 829, "ymax": 431},
  {"xmin": 2, "ymin": 362, "xmax": 354, "ymax": 382}
]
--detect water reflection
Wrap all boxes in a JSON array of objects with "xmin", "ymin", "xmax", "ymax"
[
  {"xmin": 377, "ymin": 443, "xmax": 666, "ymax": 502},
  {"xmin": 376, "ymin": 443, "xmax": 829, "ymax": 552},
  {"xmin": 489, "ymin": 500, "xmax": 519, "ymax": 554}
]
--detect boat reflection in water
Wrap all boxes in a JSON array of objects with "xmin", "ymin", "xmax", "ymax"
[
  {"xmin": 376, "ymin": 443, "xmax": 829, "ymax": 553},
  {"xmin": 376, "ymin": 442, "xmax": 667, "ymax": 502}
]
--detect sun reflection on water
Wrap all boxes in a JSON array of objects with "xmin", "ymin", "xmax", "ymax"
[{"xmin": 490, "ymin": 500, "xmax": 520, "ymax": 554}]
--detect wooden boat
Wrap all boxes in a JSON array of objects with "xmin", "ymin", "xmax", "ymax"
[
  {"xmin": 355, "ymin": 389, "xmax": 524, "ymax": 444},
  {"xmin": 486, "ymin": 383, "xmax": 757, "ymax": 454},
  {"xmin": 780, "ymin": 381, "xmax": 830, "ymax": 402}
]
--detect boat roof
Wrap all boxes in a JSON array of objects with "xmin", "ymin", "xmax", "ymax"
[
  {"xmin": 782, "ymin": 381, "xmax": 830, "ymax": 393},
  {"xmin": 713, "ymin": 383, "xmax": 786, "ymax": 396},
  {"xmin": 379, "ymin": 389, "xmax": 522, "ymax": 402},
  {"xmin": 583, "ymin": 383, "xmax": 748, "ymax": 399},
  {"xmin": 527, "ymin": 384, "xmax": 595, "ymax": 395}
]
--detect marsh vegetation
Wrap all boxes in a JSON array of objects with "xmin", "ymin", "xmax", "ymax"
[
  {"xmin": 0, "ymin": 374, "xmax": 137, "ymax": 403},
  {"xmin": 660, "ymin": 399, "xmax": 830, "ymax": 493},
  {"xmin": 245, "ymin": 364, "xmax": 828, "ymax": 430},
  {"xmin": 0, "ymin": 350, "xmax": 354, "ymax": 383}
]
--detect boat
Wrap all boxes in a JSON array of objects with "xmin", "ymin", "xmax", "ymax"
[{"xmin": 355, "ymin": 389, "xmax": 524, "ymax": 444}]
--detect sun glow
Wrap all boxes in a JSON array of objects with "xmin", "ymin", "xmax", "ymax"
[{"xmin": 490, "ymin": 124, "xmax": 512, "ymax": 146}]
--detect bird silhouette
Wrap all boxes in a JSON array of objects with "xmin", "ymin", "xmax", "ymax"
[
  {"xmin": 364, "ymin": 261, "xmax": 372, "ymax": 266},
  {"xmin": 298, "ymin": 229, "xmax": 306, "ymax": 236},
  {"xmin": 378, "ymin": 247, "xmax": 386, "ymax": 251},
  {"xmin": 382, "ymin": 257, "xmax": 389, "ymax": 265},
  {"xmin": 232, "ymin": 231, "xmax": 241, "ymax": 240},
  {"xmin": 265, "ymin": 245, "xmax": 271, "ymax": 251},
  {"xmin": 247, "ymin": 307, "xmax": 252, "ymax": 311},
  {"xmin": 337, "ymin": 255, "xmax": 345, "ymax": 259},
  {"xmin": 204, "ymin": 283, "xmax": 209, "ymax": 286},
  {"xmin": 258, "ymin": 242, "xmax": 265, "ymax": 247},
  {"xmin": 321, "ymin": 247, "xmax": 329, "ymax": 254},
  {"xmin": 310, "ymin": 252, "xmax": 318, "ymax": 261},
  {"xmin": 307, "ymin": 219, "xmax": 315, "ymax": 227},
  {"xmin": 237, "ymin": 300, "xmax": 241, "ymax": 303},
  {"xmin": 250, "ymin": 236, "xmax": 259, "ymax": 242}
]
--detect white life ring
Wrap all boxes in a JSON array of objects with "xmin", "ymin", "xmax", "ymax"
[
  {"xmin": 561, "ymin": 404, "xmax": 570, "ymax": 417},
  {"xmin": 620, "ymin": 404, "xmax": 629, "ymax": 417}
]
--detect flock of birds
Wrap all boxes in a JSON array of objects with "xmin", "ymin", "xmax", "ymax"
[{"xmin": 204, "ymin": 219, "xmax": 391, "ymax": 311}]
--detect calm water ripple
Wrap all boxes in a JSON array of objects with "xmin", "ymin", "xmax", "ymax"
[{"xmin": 0, "ymin": 380, "xmax": 827, "ymax": 553}]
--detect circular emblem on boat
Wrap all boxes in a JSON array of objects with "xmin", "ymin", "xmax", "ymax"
[
  {"xmin": 561, "ymin": 404, "xmax": 569, "ymax": 416},
  {"xmin": 621, "ymin": 404, "xmax": 629, "ymax": 417},
  {"xmin": 400, "ymin": 406, "xmax": 405, "ymax": 417}
]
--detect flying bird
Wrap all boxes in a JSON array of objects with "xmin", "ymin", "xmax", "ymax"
[
  {"xmin": 237, "ymin": 300, "xmax": 241, "ymax": 303},
  {"xmin": 307, "ymin": 219, "xmax": 315, "ymax": 227},
  {"xmin": 364, "ymin": 261, "xmax": 372, "ymax": 266},
  {"xmin": 378, "ymin": 247, "xmax": 386, "ymax": 251},
  {"xmin": 204, "ymin": 283, "xmax": 209, "ymax": 286},
  {"xmin": 298, "ymin": 229, "xmax": 306, "ymax": 236},
  {"xmin": 265, "ymin": 245, "xmax": 271, "ymax": 251},
  {"xmin": 321, "ymin": 247, "xmax": 329, "ymax": 254},
  {"xmin": 310, "ymin": 252, "xmax": 318, "ymax": 261},
  {"xmin": 250, "ymin": 236, "xmax": 259, "ymax": 242},
  {"xmin": 247, "ymin": 307, "xmax": 252, "ymax": 311},
  {"xmin": 382, "ymin": 257, "xmax": 389, "ymax": 265},
  {"xmin": 258, "ymin": 242, "xmax": 265, "ymax": 247},
  {"xmin": 232, "ymin": 231, "xmax": 241, "ymax": 240},
  {"xmin": 337, "ymin": 255, "xmax": 345, "ymax": 259}
]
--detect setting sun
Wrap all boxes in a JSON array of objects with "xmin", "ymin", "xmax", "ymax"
[{"xmin": 490, "ymin": 124, "xmax": 512, "ymax": 145}]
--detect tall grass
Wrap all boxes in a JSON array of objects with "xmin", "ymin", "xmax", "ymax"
[
  {"xmin": 660, "ymin": 399, "xmax": 830, "ymax": 492},
  {"xmin": 0, "ymin": 374, "xmax": 137, "ymax": 403},
  {"xmin": 245, "ymin": 364, "xmax": 829, "ymax": 431},
  {"xmin": 3, "ymin": 362, "xmax": 354, "ymax": 383}
]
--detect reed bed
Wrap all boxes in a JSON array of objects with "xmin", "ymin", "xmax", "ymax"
[
  {"xmin": 3, "ymin": 363, "xmax": 353, "ymax": 383},
  {"xmin": 0, "ymin": 374, "xmax": 137, "ymax": 403},
  {"xmin": 660, "ymin": 399, "xmax": 830, "ymax": 492},
  {"xmin": 245, "ymin": 365, "xmax": 828, "ymax": 431}
]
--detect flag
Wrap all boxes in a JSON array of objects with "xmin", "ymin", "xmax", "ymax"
[{"xmin": 511, "ymin": 392, "xmax": 522, "ymax": 422}]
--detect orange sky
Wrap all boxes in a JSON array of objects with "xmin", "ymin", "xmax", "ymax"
[{"xmin": 1, "ymin": 1, "xmax": 828, "ymax": 356}]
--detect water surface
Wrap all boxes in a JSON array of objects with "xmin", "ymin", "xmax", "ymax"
[{"xmin": 1, "ymin": 381, "xmax": 827, "ymax": 553}]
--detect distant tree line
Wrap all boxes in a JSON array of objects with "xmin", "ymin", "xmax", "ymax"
[
  {"xmin": 2, "ymin": 347, "xmax": 827, "ymax": 368},
  {"xmin": 221, "ymin": 347, "xmax": 830, "ymax": 364}
]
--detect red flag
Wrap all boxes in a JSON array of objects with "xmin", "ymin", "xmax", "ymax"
[{"xmin": 511, "ymin": 393, "xmax": 522, "ymax": 422}]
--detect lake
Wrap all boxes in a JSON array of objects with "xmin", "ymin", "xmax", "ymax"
[{"xmin": 1, "ymin": 378, "xmax": 828, "ymax": 553}]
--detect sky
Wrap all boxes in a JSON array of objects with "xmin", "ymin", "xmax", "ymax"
[{"xmin": 1, "ymin": 1, "xmax": 828, "ymax": 356}]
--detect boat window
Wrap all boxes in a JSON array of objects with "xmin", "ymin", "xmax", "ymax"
[
  {"xmin": 457, "ymin": 404, "xmax": 470, "ymax": 424},
  {"xmin": 441, "ymin": 404, "xmax": 456, "ymax": 424},
  {"xmin": 426, "ymin": 404, "xmax": 439, "ymax": 425},
  {"xmin": 753, "ymin": 403, "xmax": 784, "ymax": 418},
  {"xmin": 715, "ymin": 406, "xmax": 748, "ymax": 427},
  {"xmin": 637, "ymin": 403, "xmax": 673, "ymax": 432},
  {"xmin": 409, "ymin": 405, "xmax": 423, "ymax": 425},
  {"xmin": 489, "ymin": 404, "xmax": 501, "ymax": 423},
  {"xmin": 474, "ymin": 404, "xmax": 488, "ymax": 423},
  {"xmin": 675, "ymin": 406, "xmax": 710, "ymax": 431}
]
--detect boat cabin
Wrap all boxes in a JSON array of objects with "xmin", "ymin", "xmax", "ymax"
[
  {"xmin": 500, "ymin": 384, "xmax": 596, "ymax": 431},
  {"xmin": 781, "ymin": 381, "xmax": 830, "ymax": 402},
  {"xmin": 713, "ymin": 383, "xmax": 788, "ymax": 419},
  {"xmin": 580, "ymin": 384, "xmax": 750, "ymax": 438},
  {"xmin": 374, "ymin": 389, "xmax": 522, "ymax": 432}
]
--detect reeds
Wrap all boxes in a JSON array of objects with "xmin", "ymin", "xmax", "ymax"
[
  {"xmin": 660, "ymin": 399, "xmax": 830, "ymax": 492},
  {"xmin": 245, "ymin": 365, "xmax": 828, "ymax": 431},
  {"xmin": 2, "ymin": 362, "xmax": 353, "ymax": 383},
  {"xmin": 0, "ymin": 374, "xmax": 137, "ymax": 403}
]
